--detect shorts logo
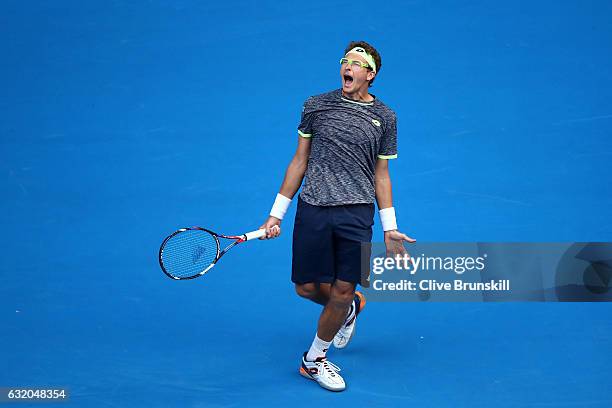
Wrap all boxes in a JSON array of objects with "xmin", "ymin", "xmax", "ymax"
[{"xmin": 371, "ymin": 119, "xmax": 381, "ymax": 127}]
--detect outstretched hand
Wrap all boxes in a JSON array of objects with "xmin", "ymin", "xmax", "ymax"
[{"xmin": 384, "ymin": 230, "xmax": 416, "ymax": 257}]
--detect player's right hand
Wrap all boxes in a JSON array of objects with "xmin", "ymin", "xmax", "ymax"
[{"xmin": 259, "ymin": 216, "xmax": 281, "ymax": 239}]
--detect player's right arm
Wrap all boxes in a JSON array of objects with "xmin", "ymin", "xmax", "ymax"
[
  {"xmin": 260, "ymin": 135, "xmax": 312, "ymax": 239},
  {"xmin": 279, "ymin": 135, "xmax": 312, "ymax": 199}
]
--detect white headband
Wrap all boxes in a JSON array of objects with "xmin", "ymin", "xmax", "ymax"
[{"xmin": 345, "ymin": 46, "xmax": 377, "ymax": 73}]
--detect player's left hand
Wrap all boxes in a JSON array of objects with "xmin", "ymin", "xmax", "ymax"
[{"xmin": 384, "ymin": 230, "xmax": 416, "ymax": 257}]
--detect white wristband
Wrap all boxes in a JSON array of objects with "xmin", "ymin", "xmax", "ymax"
[
  {"xmin": 379, "ymin": 207, "xmax": 398, "ymax": 231},
  {"xmin": 269, "ymin": 193, "xmax": 292, "ymax": 220}
]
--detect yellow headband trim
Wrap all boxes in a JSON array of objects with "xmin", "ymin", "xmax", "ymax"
[{"xmin": 345, "ymin": 46, "xmax": 376, "ymax": 73}]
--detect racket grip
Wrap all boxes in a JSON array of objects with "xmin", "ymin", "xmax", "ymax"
[{"xmin": 244, "ymin": 229, "xmax": 267, "ymax": 241}]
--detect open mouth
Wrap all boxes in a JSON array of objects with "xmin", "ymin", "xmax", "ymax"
[{"xmin": 343, "ymin": 74, "xmax": 354, "ymax": 87}]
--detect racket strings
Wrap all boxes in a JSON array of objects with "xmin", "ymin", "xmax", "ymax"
[{"xmin": 161, "ymin": 230, "xmax": 218, "ymax": 278}]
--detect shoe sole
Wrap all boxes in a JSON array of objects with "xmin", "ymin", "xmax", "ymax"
[
  {"xmin": 299, "ymin": 367, "xmax": 346, "ymax": 392},
  {"xmin": 355, "ymin": 291, "xmax": 366, "ymax": 314}
]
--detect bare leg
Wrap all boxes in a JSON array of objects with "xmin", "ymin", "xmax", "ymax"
[
  {"xmin": 295, "ymin": 282, "xmax": 332, "ymax": 306},
  {"xmin": 316, "ymin": 279, "xmax": 356, "ymax": 341}
]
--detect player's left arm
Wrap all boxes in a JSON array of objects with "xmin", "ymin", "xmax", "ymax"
[{"xmin": 375, "ymin": 158, "xmax": 416, "ymax": 257}]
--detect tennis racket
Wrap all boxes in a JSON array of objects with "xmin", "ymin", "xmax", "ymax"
[{"xmin": 158, "ymin": 227, "xmax": 269, "ymax": 280}]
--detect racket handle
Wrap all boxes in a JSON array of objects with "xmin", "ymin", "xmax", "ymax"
[{"xmin": 244, "ymin": 229, "xmax": 267, "ymax": 241}]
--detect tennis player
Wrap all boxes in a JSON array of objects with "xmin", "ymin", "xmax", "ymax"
[{"xmin": 260, "ymin": 41, "xmax": 415, "ymax": 392}]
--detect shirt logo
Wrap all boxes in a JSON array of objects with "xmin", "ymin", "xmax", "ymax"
[{"xmin": 372, "ymin": 119, "xmax": 381, "ymax": 127}]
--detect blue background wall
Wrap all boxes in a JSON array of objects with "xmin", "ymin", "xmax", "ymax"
[{"xmin": 1, "ymin": 1, "xmax": 611, "ymax": 406}]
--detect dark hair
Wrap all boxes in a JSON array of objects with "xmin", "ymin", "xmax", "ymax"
[{"xmin": 344, "ymin": 41, "xmax": 382, "ymax": 86}]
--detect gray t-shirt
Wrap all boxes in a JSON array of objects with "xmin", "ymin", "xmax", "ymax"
[{"xmin": 298, "ymin": 89, "xmax": 398, "ymax": 206}]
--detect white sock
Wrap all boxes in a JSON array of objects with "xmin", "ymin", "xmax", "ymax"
[{"xmin": 306, "ymin": 334, "xmax": 332, "ymax": 361}]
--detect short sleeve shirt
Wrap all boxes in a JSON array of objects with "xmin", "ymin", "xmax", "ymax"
[{"xmin": 297, "ymin": 89, "xmax": 398, "ymax": 206}]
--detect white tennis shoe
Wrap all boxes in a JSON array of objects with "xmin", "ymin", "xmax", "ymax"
[
  {"xmin": 299, "ymin": 353, "xmax": 346, "ymax": 392},
  {"xmin": 333, "ymin": 291, "xmax": 366, "ymax": 349}
]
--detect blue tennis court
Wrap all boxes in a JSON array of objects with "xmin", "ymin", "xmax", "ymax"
[{"xmin": 1, "ymin": 1, "xmax": 611, "ymax": 406}]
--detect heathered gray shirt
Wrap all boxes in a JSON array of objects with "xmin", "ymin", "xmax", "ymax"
[{"xmin": 298, "ymin": 89, "xmax": 398, "ymax": 206}]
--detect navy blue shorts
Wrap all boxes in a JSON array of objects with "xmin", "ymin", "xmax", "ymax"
[{"xmin": 291, "ymin": 196, "xmax": 374, "ymax": 285}]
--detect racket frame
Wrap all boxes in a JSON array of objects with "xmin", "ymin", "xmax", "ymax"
[{"xmin": 158, "ymin": 227, "xmax": 263, "ymax": 280}]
